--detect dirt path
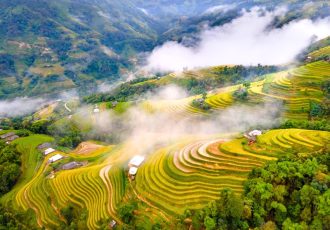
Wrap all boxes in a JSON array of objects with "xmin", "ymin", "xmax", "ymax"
[
  {"xmin": 129, "ymin": 180, "xmax": 171, "ymax": 223},
  {"xmin": 99, "ymin": 165, "xmax": 123, "ymax": 225},
  {"xmin": 64, "ymin": 102, "xmax": 72, "ymax": 112}
]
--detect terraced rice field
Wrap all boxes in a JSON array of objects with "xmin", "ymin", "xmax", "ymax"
[
  {"xmin": 134, "ymin": 129, "xmax": 330, "ymax": 215},
  {"xmin": 142, "ymin": 97, "xmax": 208, "ymax": 117},
  {"xmin": 1, "ymin": 128, "xmax": 329, "ymax": 229},
  {"xmin": 0, "ymin": 136, "xmax": 125, "ymax": 229},
  {"xmin": 51, "ymin": 164, "xmax": 125, "ymax": 229},
  {"xmin": 140, "ymin": 61, "xmax": 329, "ymax": 120}
]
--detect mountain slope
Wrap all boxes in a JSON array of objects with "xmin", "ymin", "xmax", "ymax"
[{"xmin": 0, "ymin": 0, "xmax": 162, "ymax": 98}]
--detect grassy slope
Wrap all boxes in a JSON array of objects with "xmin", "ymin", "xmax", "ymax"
[
  {"xmin": 2, "ymin": 129, "xmax": 328, "ymax": 229},
  {"xmin": 1, "ymin": 58, "xmax": 330, "ymax": 228}
]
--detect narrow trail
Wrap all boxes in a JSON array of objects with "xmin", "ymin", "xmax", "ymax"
[
  {"xmin": 99, "ymin": 165, "xmax": 123, "ymax": 225},
  {"xmin": 129, "ymin": 180, "xmax": 171, "ymax": 223},
  {"xmin": 64, "ymin": 102, "xmax": 72, "ymax": 112}
]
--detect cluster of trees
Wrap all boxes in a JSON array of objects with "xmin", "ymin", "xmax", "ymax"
[
  {"xmin": 181, "ymin": 151, "xmax": 330, "ymax": 229},
  {"xmin": 0, "ymin": 204, "xmax": 35, "ymax": 229},
  {"xmin": 83, "ymin": 54, "xmax": 129, "ymax": 80},
  {"xmin": 83, "ymin": 65, "xmax": 277, "ymax": 104},
  {"xmin": 192, "ymin": 93, "xmax": 211, "ymax": 111},
  {"xmin": 279, "ymin": 119, "xmax": 330, "ymax": 131},
  {"xmin": 83, "ymin": 80, "xmax": 158, "ymax": 103},
  {"xmin": 0, "ymin": 142, "xmax": 21, "ymax": 195},
  {"xmin": 118, "ymin": 200, "xmax": 138, "ymax": 224},
  {"xmin": 309, "ymin": 101, "xmax": 329, "ymax": 119},
  {"xmin": 59, "ymin": 204, "xmax": 88, "ymax": 230}
]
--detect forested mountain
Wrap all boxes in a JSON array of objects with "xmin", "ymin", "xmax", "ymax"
[
  {"xmin": 0, "ymin": 0, "xmax": 164, "ymax": 98},
  {"xmin": 0, "ymin": 0, "xmax": 329, "ymax": 99}
]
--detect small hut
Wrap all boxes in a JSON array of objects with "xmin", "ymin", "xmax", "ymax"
[
  {"xmin": 5, "ymin": 135, "xmax": 19, "ymax": 144},
  {"xmin": 48, "ymin": 154, "xmax": 63, "ymax": 163},
  {"xmin": 38, "ymin": 142, "xmax": 52, "ymax": 150},
  {"xmin": 244, "ymin": 130, "xmax": 262, "ymax": 145},
  {"xmin": 44, "ymin": 148, "xmax": 56, "ymax": 155},
  {"xmin": 61, "ymin": 161, "xmax": 81, "ymax": 170},
  {"xmin": 128, "ymin": 156, "xmax": 145, "ymax": 180},
  {"xmin": 0, "ymin": 132, "xmax": 15, "ymax": 139},
  {"xmin": 109, "ymin": 220, "xmax": 117, "ymax": 229}
]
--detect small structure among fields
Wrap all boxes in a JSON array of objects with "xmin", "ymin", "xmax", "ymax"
[
  {"xmin": 128, "ymin": 155, "xmax": 145, "ymax": 179},
  {"xmin": 44, "ymin": 148, "xmax": 56, "ymax": 155},
  {"xmin": 61, "ymin": 161, "xmax": 82, "ymax": 170},
  {"xmin": 48, "ymin": 154, "xmax": 63, "ymax": 163},
  {"xmin": 1, "ymin": 132, "xmax": 19, "ymax": 144},
  {"xmin": 93, "ymin": 105, "xmax": 100, "ymax": 113},
  {"xmin": 109, "ymin": 220, "xmax": 117, "ymax": 229},
  {"xmin": 5, "ymin": 135, "xmax": 19, "ymax": 144},
  {"xmin": 129, "ymin": 167, "xmax": 138, "ymax": 177},
  {"xmin": 244, "ymin": 130, "xmax": 262, "ymax": 145},
  {"xmin": 112, "ymin": 101, "xmax": 118, "ymax": 108},
  {"xmin": 0, "ymin": 132, "xmax": 15, "ymax": 139},
  {"xmin": 129, "ymin": 155, "xmax": 145, "ymax": 167},
  {"xmin": 38, "ymin": 142, "xmax": 52, "ymax": 150}
]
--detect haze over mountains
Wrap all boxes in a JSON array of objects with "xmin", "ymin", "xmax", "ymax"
[
  {"xmin": 0, "ymin": 1, "xmax": 330, "ymax": 229},
  {"xmin": 0, "ymin": 0, "xmax": 329, "ymax": 99}
]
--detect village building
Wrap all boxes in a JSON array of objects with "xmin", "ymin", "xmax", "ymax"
[
  {"xmin": 244, "ymin": 130, "xmax": 262, "ymax": 145},
  {"xmin": 111, "ymin": 101, "xmax": 118, "ymax": 108},
  {"xmin": 61, "ymin": 161, "xmax": 82, "ymax": 170},
  {"xmin": 44, "ymin": 148, "xmax": 56, "ymax": 155},
  {"xmin": 93, "ymin": 105, "xmax": 100, "ymax": 113},
  {"xmin": 128, "ymin": 167, "xmax": 138, "ymax": 178},
  {"xmin": 128, "ymin": 155, "xmax": 145, "ymax": 167},
  {"xmin": 5, "ymin": 135, "xmax": 19, "ymax": 144},
  {"xmin": 128, "ymin": 155, "xmax": 145, "ymax": 179},
  {"xmin": 38, "ymin": 142, "xmax": 52, "ymax": 150},
  {"xmin": 48, "ymin": 154, "xmax": 63, "ymax": 163},
  {"xmin": 0, "ymin": 132, "xmax": 15, "ymax": 139},
  {"xmin": 109, "ymin": 220, "xmax": 117, "ymax": 229}
]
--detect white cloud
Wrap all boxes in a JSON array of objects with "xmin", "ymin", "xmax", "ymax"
[
  {"xmin": 203, "ymin": 4, "xmax": 236, "ymax": 14},
  {"xmin": 145, "ymin": 7, "xmax": 330, "ymax": 72},
  {"xmin": 0, "ymin": 97, "xmax": 47, "ymax": 117}
]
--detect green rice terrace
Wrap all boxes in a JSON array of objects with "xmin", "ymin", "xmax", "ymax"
[
  {"xmin": 0, "ymin": 127, "xmax": 329, "ymax": 229},
  {"xmin": 1, "ymin": 1, "xmax": 330, "ymax": 228},
  {"xmin": 0, "ymin": 58, "xmax": 329, "ymax": 229},
  {"xmin": 142, "ymin": 60, "xmax": 330, "ymax": 120}
]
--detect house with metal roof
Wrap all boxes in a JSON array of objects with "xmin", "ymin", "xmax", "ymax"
[
  {"xmin": 48, "ymin": 154, "xmax": 63, "ymax": 163},
  {"xmin": 61, "ymin": 161, "xmax": 81, "ymax": 170}
]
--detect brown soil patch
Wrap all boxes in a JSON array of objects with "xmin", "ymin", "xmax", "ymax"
[{"xmin": 73, "ymin": 142, "xmax": 103, "ymax": 155}]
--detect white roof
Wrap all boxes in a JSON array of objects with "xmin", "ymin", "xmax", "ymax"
[
  {"xmin": 248, "ymin": 130, "xmax": 262, "ymax": 136},
  {"xmin": 44, "ymin": 148, "xmax": 55, "ymax": 155},
  {"xmin": 94, "ymin": 108, "xmax": 100, "ymax": 113},
  {"xmin": 48, "ymin": 154, "xmax": 63, "ymax": 163},
  {"xmin": 129, "ymin": 155, "xmax": 145, "ymax": 167},
  {"xmin": 129, "ymin": 167, "xmax": 138, "ymax": 175}
]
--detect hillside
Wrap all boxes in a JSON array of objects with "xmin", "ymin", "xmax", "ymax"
[
  {"xmin": 0, "ymin": 55, "xmax": 329, "ymax": 228},
  {"xmin": 1, "ymin": 0, "xmax": 329, "ymax": 99},
  {"xmin": 0, "ymin": 1, "xmax": 330, "ymax": 229},
  {"xmin": 0, "ymin": 0, "xmax": 161, "ymax": 98}
]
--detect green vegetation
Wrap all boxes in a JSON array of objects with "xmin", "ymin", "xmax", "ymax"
[
  {"xmin": 0, "ymin": 49, "xmax": 329, "ymax": 229},
  {"xmin": 0, "ymin": 142, "xmax": 21, "ymax": 196},
  {"xmin": 179, "ymin": 150, "xmax": 330, "ymax": 230},
  {"xmin": 83, "ymin": 65, "xmax": 277, "ymax": 103}
]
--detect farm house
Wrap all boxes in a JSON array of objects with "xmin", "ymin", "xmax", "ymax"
[
  {"xmin": 0, "ymin": 132, "xmax": 15, "ymax": 139},
  {"xmin": 93, "ymin": 105, "xmax": 100, "ymax": 113},
  {"xmin": 44, "ymin": 148, "xmax": 56, "ymax": 155},
  {"xmin": 48, "ymin": 154, "xmax": 63, "ymax": 163},
  {"xmin": 128, "ymin": 156, "xmax": 145, "ymax": 179},
  {"xmin": 61, "ymin": 161, "xmax": 81, "ymax": 170},
  {"xmin": 128, "ymin": 155, "xmax": 145, "ymax": 167},
  {"xmin": 5, "ymin": 135, "xmax": 19, "ymax": 144},
  {"xmin": 38, "ymin": 142, "xmax": 52, "ymax": 150},
  {"xmin": 244, "ymin": 130, "xmax": 262, "ymax": 145}
]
